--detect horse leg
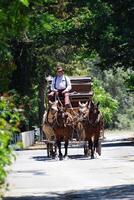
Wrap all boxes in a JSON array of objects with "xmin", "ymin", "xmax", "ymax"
[
  {"xmin": 89, "ymin": 138, "xmax": 94, "ymax": 159},
  {"xmin": 57, "ymin": 140, "xmax": 63, "ymax": 160},
  {"xmin": 84, "ymin": 140, "xmax": 88, "ymax": 156},
  {"xmin": 64, "ymin": 139, "xmax": 69, "ymax": 158},
  {"xmin": 95, "ymin": 137, "xmax": 101, "ymax": 156},
  {"xmin": 49, "ymin": 143, "xmax": 57, "ymax": 159},
  {"xmin": 54, "ymin": 143, "xmax": 57, "ymax": 157},
  {"xmin": 49, "ymin": 143, "xmax": 53, "ymax": 158},
  {"xmin": 47, "ymin": 143, "xmax": 50, "ymax": 158}
]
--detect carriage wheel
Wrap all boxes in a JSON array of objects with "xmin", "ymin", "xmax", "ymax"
[{"xmin": 96, "ymin": 140, "xmax": 101, "ymax": 156}]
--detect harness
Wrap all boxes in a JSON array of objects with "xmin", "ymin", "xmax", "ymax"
[
  {"xmin": 46, "ymin": 109, "xmax": 57, "ymax": 127},
  {"xmin": 54, "ymin": 75, "xmax": 67, "ymax": 90}
]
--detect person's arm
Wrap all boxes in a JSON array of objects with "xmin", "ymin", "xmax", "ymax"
[
  {"xmin": 51, "ymin": 77, "xmax": 58, "ymax": 92},
  {"xmin": 63, "ymin": 76, "xmax": 72, "ymax": 92}
]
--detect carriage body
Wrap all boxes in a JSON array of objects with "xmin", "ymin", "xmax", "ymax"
[{"xmin": 47, "ymin": 76, "xmax": 92, "ymax": 107}]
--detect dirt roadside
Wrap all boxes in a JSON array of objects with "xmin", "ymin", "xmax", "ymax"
[{"xmin": 104, "ymin": 129, "xmax": 134, "ymax": 140}]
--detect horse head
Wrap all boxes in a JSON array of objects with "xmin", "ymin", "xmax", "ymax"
[
  {"xmin": 49, "ymin": 100, "xmax": 59, "ymax": 113},
  {"xmin": 54, "ymin": 104, "xmax": 73, "ymax": 128},
  {"xmin": 78, "ymin": 101, "xmax": 89, "ymax": 120},
  {"xmin": 88, "ymin": 101, "xmax": 100, "ymax": 124},
  {"xmin": 89, "ymin": 102, "xmax": 100, "ymax": 114}
]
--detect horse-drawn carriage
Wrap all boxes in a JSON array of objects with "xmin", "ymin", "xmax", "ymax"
[{"xmin": 42, "ymin": 76, "xmax": 104, "ymax": 160}]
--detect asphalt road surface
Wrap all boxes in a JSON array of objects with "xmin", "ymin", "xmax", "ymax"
[{"xmin": 4, "ymin": 143, "xmax": 134, "ymax": 200}]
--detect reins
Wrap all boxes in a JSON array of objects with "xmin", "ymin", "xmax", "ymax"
[{"xmin": 55, "ymin": 94, "xmax": 63, "ymax": 107}]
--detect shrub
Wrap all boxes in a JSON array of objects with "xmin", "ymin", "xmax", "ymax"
[
  {"xmin": 102, "ymin": 68, "xmax": 134, "ymax": 129},
  {"xmin": 93, "ymin": 78, "xmax": 118, "ymax": 127},
  {"xmin": 0, "ymin": 94, "xmax": 21, "ymax": 188}
]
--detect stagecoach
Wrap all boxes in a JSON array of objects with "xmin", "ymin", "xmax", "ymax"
[{"xmin": 42, "ymin": 76, "xmax": 103, "ymax": 159}]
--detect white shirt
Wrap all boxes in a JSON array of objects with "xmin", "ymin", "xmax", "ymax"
[{"xmin": 51, "ymin": 75, "xmax": 72, "ymax": 92}]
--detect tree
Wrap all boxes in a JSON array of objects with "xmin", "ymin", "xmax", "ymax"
[
  {"xmin": 102, "ymin": 68, "xmax": 134, "ymax": 129},
  {"xmin": 1, "ymin": 0, "xmax": 133, "ymax": 131},
  {"xmin": 0, "ymin": 0, "xmax": 30, "ymax": 92}
]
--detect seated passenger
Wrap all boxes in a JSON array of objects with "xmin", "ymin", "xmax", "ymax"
[{"xmin": 48, "ymin": 64, "xmax": 72, "ymax": 108}]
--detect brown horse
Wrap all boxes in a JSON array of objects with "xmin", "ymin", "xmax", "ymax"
[
  {"xmin": 53, "ymin": 105, "xmax": 74, "ymax": 160},
  {"xmin": 42, "ymin": 100, "xmax": 59, "ymax": 158},
  {"xmin": 78, "ymin": 101, "xmax": 104, "ymax": 159},
  {"xmin": 43, "ymin": 100, "xmax": 74, "ymax": 160}
]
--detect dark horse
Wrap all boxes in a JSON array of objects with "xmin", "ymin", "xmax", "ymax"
[{"xmin": 78, "ymin": 101, "xmax": 104, "ymax": 159}]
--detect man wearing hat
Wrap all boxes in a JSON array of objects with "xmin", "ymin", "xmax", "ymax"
[{"xmin": 48, "ymin": 65, "xmax": 72, "ymax": 108}]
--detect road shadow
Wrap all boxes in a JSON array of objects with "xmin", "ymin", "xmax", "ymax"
[
  {"xmin": 32, "ymin": 155, "xmax": 50, "ymax": 161},
  {"xmin": 102, "ymin": 141, "xmax": 134, "ymax": 147},
  {"xmin": 32, "ymin": 154, "xmax": 95, "ymax": 161},
  {"xmin": 68, "ymin": 154, "xmax": 92, "ymax": 160},
  {"xmin": 10, "ymin": 169, "xmax": 47, "ymax": 176},
  {"xmin": 32, "ymin": 142, "xmax": 134, "ymax": 162},
  {"xmin": 4, "ymin": 184, "xmax": 134, "ymax": 200}
]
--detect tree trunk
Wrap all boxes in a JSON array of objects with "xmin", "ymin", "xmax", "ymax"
[
  {"xmin": 10, "ymin": 40, "xmax": 32, "ymax": 96},
  {"xmin": 38, "ymin": 70, "xmax": 47, "ymax": 141},
  {"xmin": 58, "ymin": 0, "xmax": 64, "ymax": 18}
]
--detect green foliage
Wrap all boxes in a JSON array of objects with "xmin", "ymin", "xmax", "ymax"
[
  {"xmin": 125, "ymin": 70, "xmax": 134, "ymax": 92},
  {"xmin": 0, "ymin": 94, "xmax": 22, "ymax": 186},
  {"xmin": 15, "ymin": 141, "xmax": 23, "ymax": 150},
  {"xmin": 0, "ymin": 0, "xmax": 30, "ymax": 92},
  {"xmin": 9, "ymin": 88, "xmax": 39, "ymax": 129},
  {"xmin": 93, "ymin": 78, "xmax": 118, "ymax": 126},
  {"xmin": 102, "ymin": 68, "xmax": 134, "ymax": 129},
  {"xmin": 0, "ymin": 0, "xmax": 133, "ymax": 131},
  {"xmin": 20, "ymin": 0, "xmax": 29, "ymax": 7}
]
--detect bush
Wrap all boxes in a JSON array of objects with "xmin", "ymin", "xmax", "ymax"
[
  {"xmin": 102, "ymin": 68, "xmax": 134, "ymax": 129},
  {"xmin": 0, "ymin": 94, "xmax": 21, "ymax": 188},
  {"xmin": 93, "ymin": 78, "xmax": 118, "ymax": 127}
]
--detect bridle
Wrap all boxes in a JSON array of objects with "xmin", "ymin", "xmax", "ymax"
[{"xmin": 79, "ymin": 102, "xmax": 100, "ymax": 127}]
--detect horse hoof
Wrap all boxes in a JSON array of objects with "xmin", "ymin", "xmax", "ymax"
[
  {"xmin": 64, "ymin": 156, "xmax": 69, "ymax": 160},
  {"xmin": 59, "ymin": 155, "xmax": 63, "ymax": 160},
  {"xmin": 55, "ymin": 155, "xmax": 59, "ymax": 160}
]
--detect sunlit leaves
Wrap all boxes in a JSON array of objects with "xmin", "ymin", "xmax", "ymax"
[
  {"xmin": 93, "ymin": 78, "xmax": 118, "ymax": 124},
  {"xmin": 0, "ymin": 95, "xmax": 21, "ymax": 185},
  {"xmin": 20, "ymin": 0, "xmax": 29, "ymax": 7}
]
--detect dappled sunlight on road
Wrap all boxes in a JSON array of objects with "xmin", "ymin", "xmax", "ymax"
[
  {"xmin": 4, "ymin": 184, "xmax": 134, "ymax": 200},
  {"xmin": 4, "ymin": 145, "xmax": 134, "ymax": 200}
]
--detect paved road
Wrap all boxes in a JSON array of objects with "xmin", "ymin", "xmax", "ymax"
[{"xmin": 4, "ymin": 143, "xmax": 134, "ymax": 200}]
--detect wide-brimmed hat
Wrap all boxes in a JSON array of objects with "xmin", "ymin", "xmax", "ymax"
[{"xmin": 56, "ymin": 66, "xmax": 63, "ymax": 72}]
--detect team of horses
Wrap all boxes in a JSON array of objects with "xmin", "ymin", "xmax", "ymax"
[{"xmin": 42, "ymin": 99, "xmax": 104, "ymax": 160}]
